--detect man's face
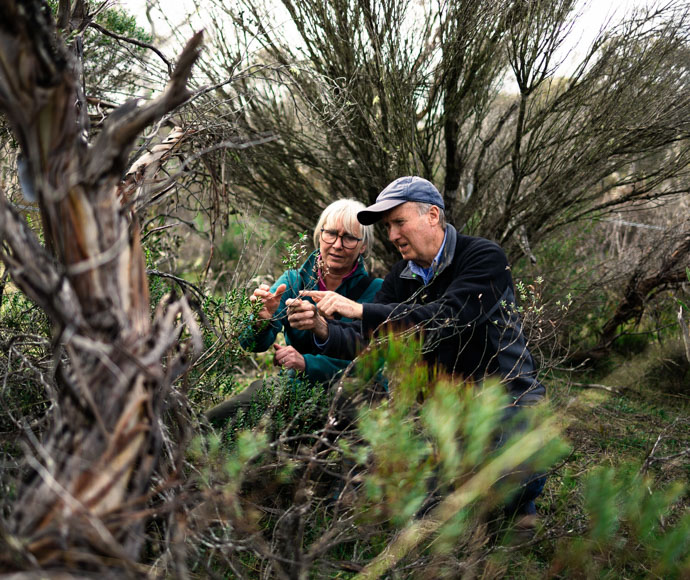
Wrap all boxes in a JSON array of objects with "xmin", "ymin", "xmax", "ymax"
[{"xmin": 382, "ymin": 202, "xmax": 440, "ymax": 267}]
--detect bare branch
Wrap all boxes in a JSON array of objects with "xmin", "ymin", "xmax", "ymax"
[{"xmin": 88, "ymin": 20, "xmax": 173, "ymax": 76}]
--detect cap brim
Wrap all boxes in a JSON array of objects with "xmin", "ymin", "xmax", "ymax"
[{"xmin": 357, "ymin": 199, "xmax": 406, "ymax": 225}]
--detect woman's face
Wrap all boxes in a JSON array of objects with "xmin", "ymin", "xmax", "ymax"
[{"xmin": 318, "ymin": 219, "xmax": 365, "ymax": 275}]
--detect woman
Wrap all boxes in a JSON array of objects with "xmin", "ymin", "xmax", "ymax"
[{"xmin": 206, "ymin": 199, "xmax": 382, "ymax": 424}]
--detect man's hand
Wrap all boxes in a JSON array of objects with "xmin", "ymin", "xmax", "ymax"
[
  {"xmin": 250, "ymin": 283, "xmax": 287, "ymax": 321},
  {"xmin": 299, "ymin": 291, "xmax": 364, "ymax": 320},
  {"xmin": 286, "ymin": 297, "xmax": 330, "ymax": 341},
  {"xmin": 272, "ymin": 344, "xmax": 305, "ymax": 371}
]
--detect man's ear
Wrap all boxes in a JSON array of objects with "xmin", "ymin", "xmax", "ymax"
[{"xmin": 428, "ymin": 205, "xmax": 440, "ymax": 226}]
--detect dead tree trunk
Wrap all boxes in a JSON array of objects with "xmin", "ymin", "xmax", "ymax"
[
  {"xmin": 0, "ymin": 0, "xmax": 202, "ymax": 573},
  {"xmin": 572, "ymin": 226, "xmax": 690, "ymax": 362},
  {"xmin": 598, "ymin": 231, "xmax": 690, "ymax": 344}
]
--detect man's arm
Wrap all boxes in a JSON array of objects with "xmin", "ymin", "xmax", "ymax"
[
  {"xmin": 298, "ymin": 291, "xmax": 364, "ymax": 320},
  {"xmin": 359, "ymin": 239, "xmax": 512, "ymax": 336},
  {"xmin": 317, "ymin": 318, "xmax": 368, "ymax": 360}
]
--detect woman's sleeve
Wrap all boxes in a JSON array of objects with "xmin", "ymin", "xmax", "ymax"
[{"xmin": 302, "ymin": 353, "xmax": 352, "ymax": 384}]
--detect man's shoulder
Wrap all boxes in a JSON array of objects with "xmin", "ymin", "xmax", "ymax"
[
  {"xmin": 454, "ymin": 232, "xmax": 503, "ymax": 252},
  {"xmin": 386, "ymin": 258, "xmax": 410, "ymax": 277},
  {"xmin": 451, "ymin": 232, "xmax": 506, "ymax": 262},
  {"xmin": 378, "ymin": 259, "xmax": 410, "ymax": 292}
]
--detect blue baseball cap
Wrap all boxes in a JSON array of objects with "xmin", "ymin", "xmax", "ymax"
[{"xmin": 357, "ymin": 176, "xmax": 445, "ymax": 225}]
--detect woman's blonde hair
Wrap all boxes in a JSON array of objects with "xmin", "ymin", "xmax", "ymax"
[{"xmin": 312, "ymin": 198, "xmax": 373, "ymax": 254}]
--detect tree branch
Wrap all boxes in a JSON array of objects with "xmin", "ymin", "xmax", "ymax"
[{"xmin": 88, "ymin": 20, "xmax": 173, "ymax": 76}]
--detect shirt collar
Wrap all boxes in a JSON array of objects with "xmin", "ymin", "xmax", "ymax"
[{"xmin": 408, "ymin": 229, "xmax": 447, "ymax": 285}]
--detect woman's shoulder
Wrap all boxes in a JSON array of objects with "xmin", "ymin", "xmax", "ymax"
[
  {"xmin": 367, "ymin": 276, "xmax": 383, "ymax": 292},
  {"xmin": 343, "ymin": 265, "xmax": 383, "ymax": 303}
]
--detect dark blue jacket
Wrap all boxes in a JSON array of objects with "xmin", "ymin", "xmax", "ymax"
[
  {"xmin": 241, "ymin": 251, "xmax": 382, "ymax": 385},
  {"xmin": 319, "ymin": 225, "xmax": 545, "ymax": 405}
]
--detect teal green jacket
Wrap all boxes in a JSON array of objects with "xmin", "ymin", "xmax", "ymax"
[{"xmin": 241, "ymin": 251, "xmax": 382, "ymax": 385}]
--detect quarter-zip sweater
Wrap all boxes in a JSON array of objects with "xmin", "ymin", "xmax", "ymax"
[{"xmin": 241, "ymin": 251, "xmax": 383, "ymax": 385}]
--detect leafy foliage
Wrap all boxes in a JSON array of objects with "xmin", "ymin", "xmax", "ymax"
[
  {"xmin": 181, "ymin": 335, "xmax": 566, "ymax": 576},
  {"xmin": 173, "ymin": 327, "xmax": 690, "ymax": 578},
  {"xmin": 47, "ymin": 0, "xmax": 156, "ymax": 104}
]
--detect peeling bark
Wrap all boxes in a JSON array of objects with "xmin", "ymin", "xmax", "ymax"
[{"xmin": 0, "ymin": 0, "xmax": 202, "ymax": 573}]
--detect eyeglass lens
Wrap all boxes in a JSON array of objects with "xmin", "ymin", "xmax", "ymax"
[{"xmin": 321, "ymin": 229, "xmax": 360, "ymax": 248}]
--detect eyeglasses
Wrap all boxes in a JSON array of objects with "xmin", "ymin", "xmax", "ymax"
[{"xmin": 320, "ymin": 228, "xmax": 362, "ymax": 249}]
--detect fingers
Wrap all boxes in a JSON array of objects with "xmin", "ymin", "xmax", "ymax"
[
  {"xmin": 272, "ymin": 344, "xmax": 306, "ymax": 371},
  {"xmin": 273, "ymin": 283, "xmax": 287, "ymax": 298},
  {"xmin": 299, "ymin": 290, "xmax": 325, "ymax": 302},
  {"xmin": 297, "ymin": 291, "xmax": 341, "ymax": 318},
  {"xmin": 252, "ymin": 283, "xmax": 285, "ymax": 299},
  {"xmin": 285, "ymin": 296, "xmax": 333, "ymax": 339},
  {"xmin": 250, "ymin": 283, "xmax": 271, "ymax": 302},
  {"xmin": 315, "ymin": 296, "xmax": 336, "ymax": 318},
  {"xmin": 285, "ymin": 297, "xmax": 313, "ymax": 313},
  {"xmin": 283, "ymin": 350, "xmax": 305, "ymax": 371},
  {"xmin": 295, "ymin": 291, "xmax": 330, "ymax": 317},
  {"xmin": 251, "ymin": 283, "xmax": 286, "ymax": 319},
  {"xmin": 286, "ymin": 298, "xmax": 319, "ymax": 330},
  {"xmin": 272, "ymin": 343, "xmax": 283, "ymax": 366},
  {"xmin": 272, "ymin": 343, "xmax": 282, "ymax": 367}
]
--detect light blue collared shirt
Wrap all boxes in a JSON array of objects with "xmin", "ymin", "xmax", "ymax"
[{"xmin": 408, "ymin": 229, "xmax": 447, "ymax": 285}]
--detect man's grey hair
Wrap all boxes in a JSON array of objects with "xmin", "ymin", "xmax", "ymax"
[
  {"xmin": 416, "ymin": 202, "xmax": 446, "ymax": 229},
  {"xmin": 313, "ymin": 198, "xmax": 373, "ymax": 253}
]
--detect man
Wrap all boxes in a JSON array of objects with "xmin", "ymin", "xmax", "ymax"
[{"xmin": 287, "ymin": 175, "xmax": 546, "ymax": 527}]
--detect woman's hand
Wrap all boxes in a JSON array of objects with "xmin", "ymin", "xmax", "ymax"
[
  {"xmin": 286, "ymin": 297, "xmax": 330, "ymax": 341},
  {"xmin": 249, "ymin": 283, "xmax": 287, "ymax": 320},
  {"xmin": 299, "ymin": 291, "xmax": 364, "ymax": 320},
  {"xmin": 272, "ymin": 344, "xmax": 305, "ymax": 371}
]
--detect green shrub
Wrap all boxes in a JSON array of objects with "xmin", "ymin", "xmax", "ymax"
[
  {"xmin": 555, "ymin": 464, "xmax": 690, "ymax": 578},
  {"xmin": 184, "ymin": 335, "xmax": 571, "ymax": 577}
]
